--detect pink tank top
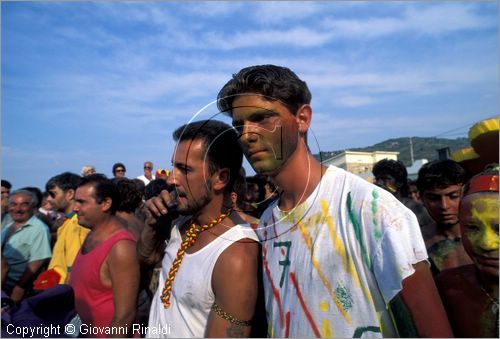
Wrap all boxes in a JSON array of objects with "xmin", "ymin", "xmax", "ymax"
[{"xmin": 70, "ymin": 230, "xmax": 136, "ymax": 334}]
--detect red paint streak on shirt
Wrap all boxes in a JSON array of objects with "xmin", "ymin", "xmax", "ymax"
[{"xmin": 289, "ymin": 271, "xmax": 321, "ymax": 338}]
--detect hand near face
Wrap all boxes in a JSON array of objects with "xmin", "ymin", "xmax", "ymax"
[{"xmin": 143, "ymin": 189, "xmax": 178, "ymax": 226}]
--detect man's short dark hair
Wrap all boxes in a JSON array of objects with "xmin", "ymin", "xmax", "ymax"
[
  {"xmin": 45, "ymin": 172, "xmax": 82, "ymax": 192},
  {"xmin": 1, "ymin": 180, "xmax": 12, "ymax": 190},
  {"xmin": 417, "ymin": 160, "xmax": 469, "ymax": 193},
  {"xmin": 115, "ymin": 178, "xmax": 143, "ymax": 213},
  {"xmin": 173, "ymin": 120, "xmax": 243, "ymax": 193},
  {"xmin": 144, "ymin": 179, "xmax": 173, "ymax": 200},
  {"xmin": 373, "ymin": 159, "xmax": 408, "ymax": 186},
  {"xmin": 217, "ymin": 64, "xmax": 311, "ymax": 118},
  {"xmin": 78, "ymin": 174, "xmax": 118, "ymax": 213},
  {"xmin": 112, "ymin": 162, "xmax": 126, "ymax": 175}
]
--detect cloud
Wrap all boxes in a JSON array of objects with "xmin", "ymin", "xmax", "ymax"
[
  {"xmin": 182, "ymin": 2, "xmax": 244, "ymax": 17},
  {"xmin": 335, "ymin": 94, "xmax": 377, "ymax": 108},
  {"xmin": 252, "ymin": 2, "xmax": 323, "ymax": 25},
  {"xmin": 201, "ymin": 27, "xmax": 334, "ymax": 50},
  {"xmin": 322, "ymin": 3, "xmax": 496, "ymax": 39}
]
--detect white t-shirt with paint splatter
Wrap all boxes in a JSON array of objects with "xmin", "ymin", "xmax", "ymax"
[{"xmin": 255, "ymin": 166, "xmax": 427, "ymax": 338}]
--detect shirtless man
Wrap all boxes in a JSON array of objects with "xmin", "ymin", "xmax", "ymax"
[
  {"xmin": 435, "ymin": 165, "xmax": 499, "ymax": 337},
  {"xmin": 417, "ymin": 159, "xmax": 473, "ymax": 274}
]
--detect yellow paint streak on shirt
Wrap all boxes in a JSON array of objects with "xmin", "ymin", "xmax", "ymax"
[
  {"xmin": 322, "ymin": 319, "xmax": 333, "ymax": 338},
  {"xmin": 298, "ymin": 220, "xmax": 353, "ymax": 325},
  {"xmin": 321, "ymin": 199, "xmax": 373, "ymax": 303},
  {"xmin": 320, "ymin": 301, "xmax": 334, "ymax": 337}
]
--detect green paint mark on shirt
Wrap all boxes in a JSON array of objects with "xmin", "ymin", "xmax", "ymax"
[
  {"xmin": 347, "ymin": 192, "xmax": 371, "ymax": 269},
  {"xmin": 334, "ymin": 282, "xmax": 353, "ymax": 312},
  {"xmin": 353, "ymin": 326, "xmax": 381, "ymax": 338},
  {"xmin": 371, "ymin": 190, "xmax": 382, "ymax": 241},
  {"xmin": 273, "ymin": 241, "xmax": 292, "ymax": 288}
]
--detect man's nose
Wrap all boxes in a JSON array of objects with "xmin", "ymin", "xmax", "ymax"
[
  {"xmin": 440, "ymin": 197, "xmax": 450, "ymax": 209},
  {"xmin": 241, "ymin": 123, "xmax": 259, "ymax": 143},
  {"xmin": 167, "ymin": 170, "xmax": 178, "ymax": 186}
]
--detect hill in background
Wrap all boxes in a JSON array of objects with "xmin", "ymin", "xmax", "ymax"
[{"xmin": 315, "ymin": 137, "xmax": 469, "ymax": 167}]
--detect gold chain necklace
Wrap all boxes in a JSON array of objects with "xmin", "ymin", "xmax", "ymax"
[{"xmin": 160, "ymin": 209, "xmax": 232, "ymax": 308}]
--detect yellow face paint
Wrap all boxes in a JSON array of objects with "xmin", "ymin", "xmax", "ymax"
[
  {"xmin": 460, "ymin": 193, "xmax": 499, "ymax": 276},
  {"xmin": 466, "ymin": 196, "xmax": 499, "ymax": 251}
]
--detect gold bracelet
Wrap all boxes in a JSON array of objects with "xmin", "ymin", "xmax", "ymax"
[{"xmin": 211, "ymin": 303, "xmax": 252, "ymax": 327}]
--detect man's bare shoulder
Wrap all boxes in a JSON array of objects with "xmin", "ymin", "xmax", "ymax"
[
  {"xmin": 108, "ymin": 234, "xmax": 137, "ymax": 259},
  {"xmin": 215, "ymin": 238, "xmax": 259, "ymax": 275}
]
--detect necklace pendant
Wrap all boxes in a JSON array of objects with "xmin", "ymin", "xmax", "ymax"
[{"xmin": 491, "ymin": 302, "xmax": 498, "ymax": 314}]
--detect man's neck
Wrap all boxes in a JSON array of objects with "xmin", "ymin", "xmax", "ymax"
[
  {"xmin": 272, "ymin": 146, "xmax": 326, "ymax": 211},
  {"xmin": 12, "ymin": 217, "xmax": 32, "ymax": 229},
  {"xmin": 436, "ymin": 222, "xmax": 461, "ymax": 238},
  {"xmin": 64, "ymin": 202, "xmax": 75, "ymax": 216},
  {"xmin": 192, "ymin": 195, "xmax": 233, "ymax": 228},
  {"xmin": 90, "ymin": 214, "xmax": 121, "ymax": 236}
]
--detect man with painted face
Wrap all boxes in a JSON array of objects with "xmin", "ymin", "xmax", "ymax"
[
  {"xmin": 435, "ymin": 165, "xmax": 499, "ymax": 337},
  {"xmin": 417, "ymin": 159, "xmax": 473, "ymax": 275},
  {"xmin": 217, "ymin": 64, "xmax": 452, "ymax": 337},
  {"xmin": 139, "ymin": 120, "xmax": 260, "ymax": 337}
]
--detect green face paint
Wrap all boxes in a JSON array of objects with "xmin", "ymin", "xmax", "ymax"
[{"xmin": 231, "ymin": 95, "xmax": 300, "ymax": 175}]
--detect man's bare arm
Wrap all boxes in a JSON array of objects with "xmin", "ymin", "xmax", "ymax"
[
  {"xmin": 205, "ymin": 239, "xmax": 259, "ymax": 338},
  {"xmin": 11, "ymin": 258, "xmax": 49, "ymax": 303},
  {"xmin": 400, "ymin": 260, "xmax": 453, "ymax": 337},
  {"xmin": 107, "ymin": 239, "xmax": 140, "ymax": 337}
]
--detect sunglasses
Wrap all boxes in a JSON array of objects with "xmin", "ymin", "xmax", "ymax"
[
  {"xmin": 144, "ymin": 166, "xmax": 152, "ymax": 170},
  {"xmin": 115, "ymin": 169, "xmax": 125, "ymax": 173}
]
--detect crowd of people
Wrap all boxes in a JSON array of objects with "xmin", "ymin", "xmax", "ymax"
[{"xmin": 1, "ymin": 64, "xmax": 498, "ymax": 338}]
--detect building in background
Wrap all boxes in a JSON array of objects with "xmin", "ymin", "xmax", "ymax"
[{"xmin": 322, "ymin": 151, "xmax": 399, "ymax": 182}]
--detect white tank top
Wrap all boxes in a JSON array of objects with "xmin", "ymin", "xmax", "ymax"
[{"xmin": 147, "ymin": 223, "xmax": 259, "ymax": 338}]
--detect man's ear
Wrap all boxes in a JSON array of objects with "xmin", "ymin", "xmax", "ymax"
[
  {"xmin": 100, "ymin": 197, "xmax": 113, "ymax": 213},
  {"xmin": 230, "ymin": 192, "xmax": 237, "ymax": 204},
  {"xmin": 212, "ymin": 168, "xmax": 230, "ymax": 192},
  {"xmin": 295, "ymin": 104, "xmax": 312, "ymax": 135},
  {"xmin": 66, "ymin": 189, "xmax": 75, "ymax": 201}
]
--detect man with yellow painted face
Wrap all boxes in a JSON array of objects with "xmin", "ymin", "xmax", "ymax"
[
  {"xmin": 218, "ymin": 65, "xmax": 452, "ymax": 338},
  {"xmin": 435, "ymin": 165, "xmax": 499, "ymax": 337}
]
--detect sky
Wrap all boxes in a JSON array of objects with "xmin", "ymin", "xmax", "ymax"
[{"xmin": 2, "ymin": 1, "xmax": 498, "ymax": 190}]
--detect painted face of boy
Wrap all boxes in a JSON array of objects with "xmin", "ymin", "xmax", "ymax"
[
  {"xmin": 460, "ymin": 192, "xmax": 499, "ymax": 277},
  {"xmin": 231, "ymin": 95, "xmax": 299, "ymax": 175}
]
